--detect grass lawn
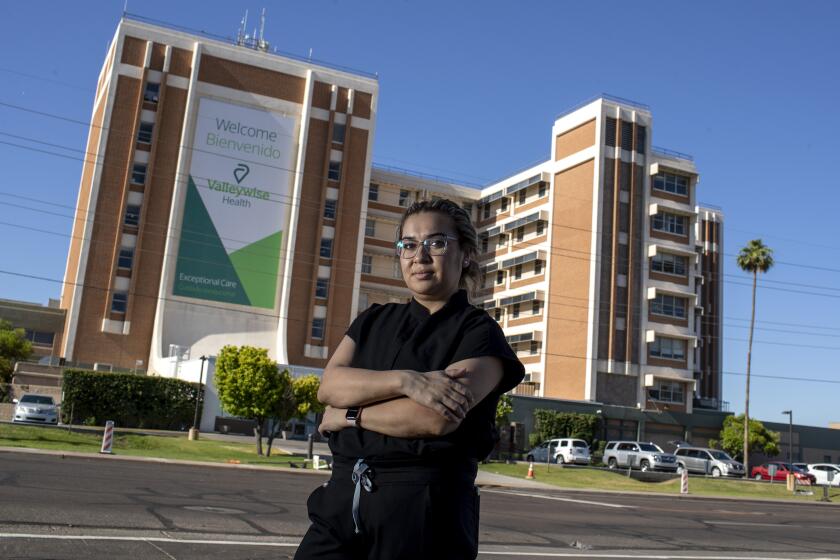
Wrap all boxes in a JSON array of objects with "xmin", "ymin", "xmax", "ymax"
[
  {"xmin": 480, "ymin": 462, "xmax": 840, "ymax": 504},
  {"xmin": 0, "ymin": 423, "xmax": 308, "ymax": 468}
]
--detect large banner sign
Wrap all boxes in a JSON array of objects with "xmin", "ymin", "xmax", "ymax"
[{"xmin": 173, "ymin": 98, "xmax": 296, "ymax": 309}]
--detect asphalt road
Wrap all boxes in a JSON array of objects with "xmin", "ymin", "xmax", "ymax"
[{"xmin": 1, "ymin": 451, "xmax": 839, "ymax": 559}]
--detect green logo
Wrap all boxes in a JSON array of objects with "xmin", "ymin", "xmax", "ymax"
[{"xmin": 233, "ymin": 163, "xmax": 250, "ymax": 184}]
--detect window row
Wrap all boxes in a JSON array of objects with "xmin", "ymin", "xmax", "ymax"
[
  {"xmin": 491, "ymin": 300, "xmax": 542, "ymax": 321},
  {"xmin": 650, "ymin": 293, "xmax": 687, "ymax": 319},
  {"xmin": 653, "ymin": 172, "xmax": 689, "ymax": 196},
  {"xmin": 604, "ymin": 118, "xmax": 646, "ymax": 154},
  {"xmin": 651, "ymin": 252, "xmax": 688, "ymax": 276},
  {"xmin": 649, "ymin": 336, "xmax": 686, "ymax": 360},
  {"xmin": 368, "ymin": 184, "xmax": 412, "ymax": 207},
  {"xmin": 648, "ymin": 380, "xmax": 684, "ymax": 404},
  {"xmin": 488, "ymin": 260, "xmax": 543, "ymax": 286},
  {"xmin": 480, "ymin": 184, "xmax": 548, "ymax": 220},
  {"xmin": 23, "ymin": 329, "xmax": 55, "ymax": 346},
  {"xmin": 651, "ymin": 211, "xmax": 687, "ymax": 236}
]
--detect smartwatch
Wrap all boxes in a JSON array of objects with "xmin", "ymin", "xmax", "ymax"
[{"xmin": 346, "ymin": 407, "xmax": 362, "ymax": 427}]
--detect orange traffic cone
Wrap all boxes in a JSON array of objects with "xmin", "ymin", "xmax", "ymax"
[{"xmin": 526, "ymin": 462, "xmax": 535, "ymax": 479}]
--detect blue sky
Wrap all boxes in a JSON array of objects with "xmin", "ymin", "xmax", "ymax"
[{"xmin": 1, "ymin": 1, "xmax": 838, "ymax": 428}]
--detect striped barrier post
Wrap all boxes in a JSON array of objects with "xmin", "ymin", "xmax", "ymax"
[
  {"xmin": 100, "ymin": 420, "xmax": 114, "ymax": 454},
  {"xmin": 680, "ymin": 469, "xmax": 689, "ymax": 494}
]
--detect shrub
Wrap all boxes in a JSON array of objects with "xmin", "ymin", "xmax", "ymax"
[
  {"xmin": 528, "ymin": 410, "xmax": 602, "ymax": 448},
  {"xmin": 62, "ymin": 369, "xmax": 202, "ymax": 430}
]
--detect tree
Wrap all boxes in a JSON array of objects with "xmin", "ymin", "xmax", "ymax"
[
  {"xmin": 214, "ymin": 345, "xmax": 294, "ymax": 456},
  {"xmin": 736, "ymin": 239, "xmax": 774, "ymax": 476},
  {"xmin": 292, "ymin": 374, "xmax": 325, "ymax": 420},
  {"xmin": 495, "ymin": 394, "xmax": 513, "ymax": 427},
  {"xmin": 528, "ymin": 410, "xmax": 601, "ymax": 447},
  {"xmin": 0, "ymin": 320, "xmax": 32, "ymax": 401},
  {"xmin": 710, "ymin": 414, "xmax": 780, "ymax": 461}
]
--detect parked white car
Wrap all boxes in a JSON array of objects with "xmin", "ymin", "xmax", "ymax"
[
  {"xmin": 526, "ymin": 438, "xmax": 591, "ymax": 465},
  {"xmin": 807, "ymin": 463, "xmax": 840, "ymax": 486},
  {"xmin": 12, "ymin": 394, "xmax": 58, "ymax": 425}
]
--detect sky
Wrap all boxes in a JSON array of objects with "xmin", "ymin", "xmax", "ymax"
[{"xmin": 0, "ymin": 1, "xmax": 838, "ymax": 428}]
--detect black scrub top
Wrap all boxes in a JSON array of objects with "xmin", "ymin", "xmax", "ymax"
[{"xmin": 329, "ymin": 289, "xmax": 525, "ymax": 463}]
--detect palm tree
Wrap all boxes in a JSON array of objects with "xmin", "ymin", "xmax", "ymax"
[{"xmin": 736, "ymin": 239, "xmax": 774, "ymax": 477}]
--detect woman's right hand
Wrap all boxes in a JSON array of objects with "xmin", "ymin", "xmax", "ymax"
[{"xmin": 399, "ymin": 369, "xmax": 473, "ymax": 421}]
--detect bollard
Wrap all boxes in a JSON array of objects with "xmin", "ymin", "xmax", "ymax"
[
  {"xmin": 100, "ymin": 420, "xmax": 115, "ymax": 454},
  {"xmin": 820, "ymin": 484, "xmax": 831, "ymax": 502},
  {"xmin": 313, "ymin": 454, "xmax": 321, "ymax": 470},
  {"xmin": 307, "ymin": 433, "xmax": 314, "ymax": 460},
  {"xmin": 680, "ymin": 469, "xmax": 689, "ymax": 495}
]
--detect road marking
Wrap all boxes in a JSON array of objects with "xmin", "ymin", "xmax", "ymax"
[
  {"xmin": 704, "ymin": 520, "xmax": 839, "ymax": 530},
  {"xmin": 482, "ymin": 489, "xmax": 636, "ymax": 509},
  {"xmin": 0, "ymin": 533, "xmax": 298, "ymax": 547},
  {"xmin": 0, "ymin": 534, "xmax": 832, "ymax": 559}
]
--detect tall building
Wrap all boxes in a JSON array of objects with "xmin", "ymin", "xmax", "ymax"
[
  {"xmin": 59, "ymin": 17, "xmax": 723, "ymax": 413},
  {"xmin": 366, "ymin": 97, "xmax": 724, "ymax": 413},
  {"xmin": 59, "ymin": 16, "xmax": 378, "ymax": 373}
]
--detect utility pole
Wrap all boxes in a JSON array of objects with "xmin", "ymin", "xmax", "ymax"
[{"xmin": 189, "ymin": 356, "xmax": 207, "ymax": 441}]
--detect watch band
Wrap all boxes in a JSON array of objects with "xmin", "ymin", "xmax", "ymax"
[{"xmin": 346, "ymin": 406, "xmax": 362, "ymax": 427}]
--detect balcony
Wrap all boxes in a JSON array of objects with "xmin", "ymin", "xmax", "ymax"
[{"xmin": 511, "ymin": 381, "xmax": 540, "ymax": 397}]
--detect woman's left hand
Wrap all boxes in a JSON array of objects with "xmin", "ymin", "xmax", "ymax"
[{"xmin": 318, "ymin": 406, "xmax": 347, "ymax": 436}]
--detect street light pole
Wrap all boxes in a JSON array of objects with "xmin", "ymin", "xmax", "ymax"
[
  {"xmin": 189, "ymin": 356, "xmax": 207, "ymax": 441},
  {"xmin": 782, "ymin": 410, "xmax": 793, "ymax": 463}
]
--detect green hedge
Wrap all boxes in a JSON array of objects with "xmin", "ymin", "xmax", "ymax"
[{"xmin": 61, "ymin": 369, "xmax": 202, "ymax": 430}]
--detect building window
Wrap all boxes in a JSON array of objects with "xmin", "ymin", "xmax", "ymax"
[
  {"xmin": 621, "ymin": 121, "xmax": 634, "ymax": 150},
  {"xmin": 481, "ymin": 236, "xmax": 489, "ymax": 254},
  {"xmin": 652, "ymin": 252, "xmax": 688, "ymax": 276},
  {"xmin": 462, "ymin": 202, "xmax": 473, "ymax": 215},
  {"xmin": 143, "ymin": 82, "xmax": 160, "ymax": 104},
  {"xmin": 24, "ymin": 330, "xmax": 54, "ymax": 346},
  {"xmin": 605, "ymin": 117, "xmax": 617, "ymax": 147},
  {"xmin": 496, "ymin": 234, "xmax": 506, "ymax": 248},
  {"xmin": 365, "ymin": 218, "xmax": 376, "ymax": 237},
  {"xmin": 536, "ymin": 220, "xmax": 545, "ymax": 236},
  {"xmin": 635, "ymin": 125, "xmax": 647, "ymax": 155},
  {"xmin": 137, "ymin": 122, "xmax": 154, "ymax": 144},
  {"xmin": 324, "ymin": 199, "xmax": 337, "ymax": 220},
  {"xmin": 311, "ymin": 318, "xmax": 325, "ymax": 340},
  {"xmin": 534, "ymin": 259, "xmax": 543, "ymax": 275},
  {"xmin": 530, "ymin": 340, "xmax": 539, "ymax": 355},
  {"xmin": 361, "ymin": 255, "xmax": 372, "ymax": 274},
  {"xmin": 518, "ymin": 189, "xmax": 527, "ymax": 205},
  {"xmin": 118, "ymin": 248, "xmax": 134, "ymax": 270},
  {"xmin": 650, "ymin": 381, "xmax": 684, "ymax": 403},
  {"xmin": 368, "ymin": 184, "xmax": 379, "ymax": 201},
  {"xmin": 332, "ymin": 123, "xmax": 346, "ymax": 144},
  {"xmin": 512, "ymin": 303, "xmax": 520, "ymax": 319},
  {"xmin": 538, "ymin": 183, "xmax": 547, "ymax": 198},
  {"xmin": 532, "ymin": 300, "xmax": 540, "ymax": 315},
  {"xmin": 652, "ymin": 212, "xmax": 687, "ymax": 236},
  {"xmin": 654, "ymin": 172, "xmax": 689, "ymax": 196},
  {"xmin": 131, "ymin": 163, "xmax": 147, "ymax": 185},
  {"xmin": 516, "ymin": 227, "xmax": 524, "ymax": 243},
  {"xmin": 320, "ymin": 238, "xmax": 333, "ymax": 258},
  {"xmin": 328, "ymin": 160, "xmax": 341, "ymax": 181},
  {"xmin": 651, "ymin": 294, "xmax": 687, "ymax": 318},
  {"xmin": 124, "ymin": 204, "xmax": 141, "ymax": 226},
  {"xmin": 501, "ymin": 197, "xmax": 509, "ymax": 212},
  {"xmin": 399, "ymin": 189, "xmax": 410, "ymax": 207},
  {"xmin": 650, "ymin": 337, "xmax": 686, "ymax": 360},
  {"xmin": 496, "ymin": 270, "xmax": 504, "ymax": 285},
  {"xmin": 492, "ymin": 308, "xmax": 501, "ymax": 322},
  {"xmin": 483, "ymin": 204, "xmax": 491, "ymax": 219},
  {"xmin": 514, "ymin": 264, "xmax": 522, "ymax": 280},
  {"xmin": 111, "ymin": 292, "xmax": 128, "ymax": 314},
  {"xmin": 315, "ymin": 278, "xmax": 329, "ymax": 298}
]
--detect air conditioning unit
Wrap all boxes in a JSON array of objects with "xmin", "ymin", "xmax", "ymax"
[{"xmin": 93, "ymin": 363, "xmax": 113, "ymax": 372}]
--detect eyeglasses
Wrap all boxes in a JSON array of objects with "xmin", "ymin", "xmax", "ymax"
[{"xmin": 396, "ymin": 234, "xmax": 459, "ymax": 259}]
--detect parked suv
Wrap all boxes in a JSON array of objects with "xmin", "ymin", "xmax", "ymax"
[
  {"xmin": 603, "ymin": 441, "xmax": 678, "ymax": 472},
  {"xmin": 673, "ymin": 446, "xmax": 744, "ymax": 477},
  {"xmin": 526, "ymin": 438, "xmax": 591, "ymax": 465}
]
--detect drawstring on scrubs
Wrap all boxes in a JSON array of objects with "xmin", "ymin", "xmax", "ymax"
[{"xmin": 351, "ymin": 458, "xmax": 373, "ymax": 534}]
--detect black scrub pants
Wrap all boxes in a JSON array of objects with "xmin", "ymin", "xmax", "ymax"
[{"xmin": 294, "ymin": 461, "xmax": 480, "ymax": 560}]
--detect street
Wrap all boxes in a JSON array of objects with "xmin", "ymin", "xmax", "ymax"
[{"xmin": 1, "ymin": 451, "xmax": 839, "ymax": 559}]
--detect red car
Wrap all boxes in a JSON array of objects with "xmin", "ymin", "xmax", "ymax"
[{"xmin": 751, "ymin": 462, "xmax": 816, "ymax": 485}]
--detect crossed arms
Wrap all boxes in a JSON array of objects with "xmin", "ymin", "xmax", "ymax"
[{"xmin": 317, "ymin": 335, "xmax": 503, "ymax": 438}]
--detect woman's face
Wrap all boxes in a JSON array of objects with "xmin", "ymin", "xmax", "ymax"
[{"xmin": 398, "ymin": 211, "xmax": 465, "ymax": 302}]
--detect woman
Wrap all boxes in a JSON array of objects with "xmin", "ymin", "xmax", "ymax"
[{"xmin": 295, "ymin": 199, "xmax": 524, "ymax": 559}]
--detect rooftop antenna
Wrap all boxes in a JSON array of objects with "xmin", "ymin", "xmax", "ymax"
[
  {"xmin": 236, "ymin": 9, "xmax": 249, "ymax": 46},
  {"xmin": 123, "ymin": 0, "xmax": 128, "ymax": 16},
  {"xmin": 308, "ymin": 47, "xmax": 313, "ymax": 61},
  {"xmin": 258, "ymin": 8, "xmax": 268, "ymax": 51}
]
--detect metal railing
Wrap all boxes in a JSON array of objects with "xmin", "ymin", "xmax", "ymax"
[
  {"xmin": 371, "ymin": 163, "xmax": 483, "ymax": 189},
  {"xmin": 652, "ymin": 146, "xmax": 695, "ymax": 162},
  {"xmin": 122, "ymin": 13, "xmax": 378, "ymax": 80},
  {"xmin": 555, "ymin": 93, "xmax": 651, "ymax": 120}
]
